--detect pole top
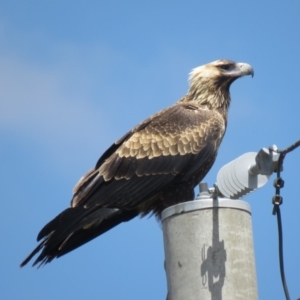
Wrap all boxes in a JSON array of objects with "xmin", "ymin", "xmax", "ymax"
[{"xmin": 161, "ymin": 198, "xmax": 251, "ymax": 222}]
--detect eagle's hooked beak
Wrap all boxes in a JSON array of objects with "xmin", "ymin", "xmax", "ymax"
[{"xmin": 236, "ymin": 62, "xmax": 254, "ymax": 78}]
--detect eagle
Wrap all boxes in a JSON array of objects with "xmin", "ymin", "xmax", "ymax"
[{"xmin": 20, "ymin": 59, "xmax": 253, "ymax": 267}]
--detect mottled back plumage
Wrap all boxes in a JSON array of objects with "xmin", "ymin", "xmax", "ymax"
[{"xmin": 21, "ymin": 59, "xmax": 253, "ymax": 267}]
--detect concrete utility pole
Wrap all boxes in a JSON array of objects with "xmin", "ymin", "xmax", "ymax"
[
  {"xmin": 162, "ymin": 185, "xmax": 257, "ymax": 300},
  {"xmin": 162, "ymin": 148, "xmax": 280, "ymax": 300}
]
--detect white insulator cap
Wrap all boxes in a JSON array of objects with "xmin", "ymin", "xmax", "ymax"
[{"xmin": 216, "ymin": 148, "xmax": 280, "ymax": 199}]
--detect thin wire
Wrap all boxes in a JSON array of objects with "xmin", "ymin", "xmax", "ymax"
[
  {"xmin": 273, "ymin": 138, "xmax": 300, "ymax": 299},
  {"xmin": 271, "ymin": 152, "xmax": 291, "ymax": 300},
  {"xmin": 272, "ymin": 139, "xmax": 300, "ymax": 155},
  {"xmin": 276, "ymin": 206, "xmax": 290, "ymax": 300}
]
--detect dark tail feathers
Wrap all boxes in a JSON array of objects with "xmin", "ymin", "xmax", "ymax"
[{"xmin": 20, "ymin": 206, "xmax": 138, "ymax": 267}]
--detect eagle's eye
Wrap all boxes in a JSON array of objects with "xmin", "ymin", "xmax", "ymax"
[{"xmin": 219, "ymin": 64, "xmax": 232, "ymax": 71}]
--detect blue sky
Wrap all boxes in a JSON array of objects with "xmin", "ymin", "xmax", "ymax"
[{"xmin": 1, "ymin": 1, "xmax": 300, "ymax": 299}]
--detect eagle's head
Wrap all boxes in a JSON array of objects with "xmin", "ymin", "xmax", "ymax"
[{"xmin": 188, "ymin": 59, "xmax": 254, "ymax": 109}]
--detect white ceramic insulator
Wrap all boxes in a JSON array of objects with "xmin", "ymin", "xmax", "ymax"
[{"xmin": 216, "ymin": 152, "xmax": 269, "ymax": 199}]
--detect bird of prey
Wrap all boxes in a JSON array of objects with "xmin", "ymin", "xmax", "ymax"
[{"xmin": 20, "ymin": 59, "xmax": 253, "ymax": 267}]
